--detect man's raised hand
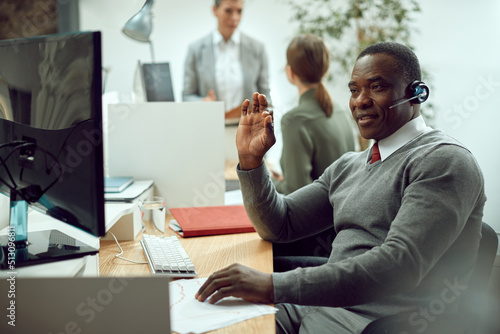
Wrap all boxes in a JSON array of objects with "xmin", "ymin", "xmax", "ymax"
[{"xmin": 236, "ymin": 92, "xmax": 276, "ymax": 170}]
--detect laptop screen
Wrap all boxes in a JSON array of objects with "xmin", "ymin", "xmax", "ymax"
[{"xmin": 141, "ymin": 62, "xmax": 175, "ymax": 102}]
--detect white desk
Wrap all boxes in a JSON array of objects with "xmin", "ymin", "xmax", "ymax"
[
  {"xmin": 0, "ymin": 211, "xmax": 100, "ymax": 278},
  {"xmin": 0, "ymin": 200, "xmax": 141, "ymax": 278},
  {"xmin": 102, "ymin": 180, "xmax": 154, "ymax": 240}
]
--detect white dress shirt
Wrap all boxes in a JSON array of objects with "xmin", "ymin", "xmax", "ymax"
[
  {"xmin": 371, "ymin": 116, "xmax": 433, "ymax": 162},
  {"xmin": 213, "ymin": 30, "xmax": 244, "ymax": 112}
]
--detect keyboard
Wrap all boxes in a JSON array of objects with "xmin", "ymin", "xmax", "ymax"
[{"xmin": 140, "ymin": 234, "xmax": 197, "ymax": 278}]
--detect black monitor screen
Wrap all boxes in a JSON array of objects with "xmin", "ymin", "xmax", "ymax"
[
  {"xmin": 141, "ymin": 62, "xmax": 175, "ymax": 102},
  {"xmin": 0, "ymin": 31, "xmax": 105, "ymax": 266}
]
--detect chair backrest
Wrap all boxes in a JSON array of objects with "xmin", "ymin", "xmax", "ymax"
[
  {"xmin": 361, "ymin": 222, "xmax": 499, "ymax": 334},
  {"xmin": 460, "ymin": 222, "xmax": 498, "ymax": 333},
  {"xmin": 468, "ymin": 222, "xmax": 498, "ymax": 292}
]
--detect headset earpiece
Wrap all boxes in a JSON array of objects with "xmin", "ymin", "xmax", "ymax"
[
  {"xmin": 388, "ymin": 80, "xmax": 430, "ymax": 109},
  {"xmin": 408, "ymin": 80, "xmax": 429, "ymax": 104}
]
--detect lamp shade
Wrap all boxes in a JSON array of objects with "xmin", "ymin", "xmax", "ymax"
[{"xmin": 122, "ymin": 0, "xmax": 154, "ymax": 42}]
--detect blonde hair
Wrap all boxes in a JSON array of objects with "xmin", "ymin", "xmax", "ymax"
[{"xmin": 286, "ymin": 34, "xmax": 333, "ymax": 117}]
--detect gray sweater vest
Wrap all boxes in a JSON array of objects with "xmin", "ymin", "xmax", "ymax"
[{"xmin": 238, "ymin": 129, "xmax": 486, "ymax": 319}]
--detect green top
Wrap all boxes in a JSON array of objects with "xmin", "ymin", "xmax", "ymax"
[{"xmin": 273, "ymin": 88, "xmax": 355, "ymax": 194}]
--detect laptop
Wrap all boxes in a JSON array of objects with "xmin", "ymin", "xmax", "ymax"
[
  {"xmin": 134, "ymin": 61, "xmax": 175, "ymax": 102},
  {"xmin": 0, "ymin": 276, "xmax": 171, "ymax": 334}
]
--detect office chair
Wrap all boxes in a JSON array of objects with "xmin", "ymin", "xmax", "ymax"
[{"xmin": 361, "ymin": 222, "xmax": 499, "ymax": 334}]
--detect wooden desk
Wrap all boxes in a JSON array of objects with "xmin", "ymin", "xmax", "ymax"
[{"xmin": 99, "ymin": 216, "xmax": 275, "ymax": 334}]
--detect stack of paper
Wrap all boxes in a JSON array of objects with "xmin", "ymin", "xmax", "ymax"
[
  {"xmin": 104, "ymin": 180, "xmax": 153, "ymax": 202},
  {"xmin": 104, "ymin": 176, "xmax": 133, "ymax": 193},
  {"xmin": 169, "ymin": 278, "xmax": 277, "ymax": 334}
]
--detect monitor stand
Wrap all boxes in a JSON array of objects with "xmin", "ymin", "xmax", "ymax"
[{"xmin": 0, "ymin": 194, "xmax": 98, "ymax": 270}]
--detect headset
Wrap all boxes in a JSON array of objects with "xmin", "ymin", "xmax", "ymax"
[{"xmin": 389, "ymin": 80, "xmax": 429, "ymax": 109}]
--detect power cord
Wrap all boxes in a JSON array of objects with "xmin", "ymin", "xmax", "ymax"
[{"xmin": 109, "ymin": 232, "xmax": 147, "ymax": 264}]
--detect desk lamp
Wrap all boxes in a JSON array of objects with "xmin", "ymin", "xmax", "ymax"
[{"xmin": 122, "ymin": 0, "xmax": 156, "ymax": 63}]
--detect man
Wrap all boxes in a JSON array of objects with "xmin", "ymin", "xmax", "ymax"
[{"xmin": 196, "ymin": 42, "xmax": 486, "ymax": 333}]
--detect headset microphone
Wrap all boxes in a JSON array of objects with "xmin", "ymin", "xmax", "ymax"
[
  {"xmin": 389, "ymin": 94, "xmax": 424, "ymax": 109},
  {"xmin": 389, "ymin": 80, "xmax": 429, "ymax": 109}
]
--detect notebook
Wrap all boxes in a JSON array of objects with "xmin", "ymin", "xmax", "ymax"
[
  {"xmin": 0, "ymin": 276, "xmax": 170, "ymax": 334},
  {"xmin": 104, "ymin": 176, "xmax": 133, "ymax": 193},
  {"xmin": 104, "ymin": 179, "xmax": 153, "ymax": 202},
  {"xmin": 169, "ymin": 205, "xmax": 255, "ymax": 237}
]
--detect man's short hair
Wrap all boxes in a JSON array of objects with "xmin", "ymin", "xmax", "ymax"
[{"xmin": 357, "ymin": 42, "xmax": 421, "ymax": 83}]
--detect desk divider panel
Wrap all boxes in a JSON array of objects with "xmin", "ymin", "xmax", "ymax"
[{"xmin": 106, "ymin": 102, "xmax": 226, "ymax": 212}]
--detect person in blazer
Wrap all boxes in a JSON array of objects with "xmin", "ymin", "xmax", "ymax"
[{"xmin": 182, "ymin": 0, "xmax": 271, "ymax": 119}]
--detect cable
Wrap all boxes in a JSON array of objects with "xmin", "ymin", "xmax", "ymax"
[
  {"xmin": 0, "ymin": 141, "xmax": 65, "ymax": 203},
  {"xmin": 109, "ymin": 232, "xmax": 147, "ymax": 264},
  {"xmin": 0, "ymin": 141, "xmax": 30, "ymax": 189},
  {"xmin": 0, "ymin": 119, "xmax": 94, "ymax": 203}
]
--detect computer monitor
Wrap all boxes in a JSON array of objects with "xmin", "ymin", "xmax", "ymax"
[
  {"xmin": 133, "ymin": 61, "xmax": 175, "ymax": 102},
  {"xmin": 0, "ymin": 31, "xmax": 105, "ymax": 269}
]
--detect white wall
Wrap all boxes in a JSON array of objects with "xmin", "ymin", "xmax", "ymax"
[
  {"xmin": 412, "ymin": 0, "xmax": 500, "ymax": 233},
  {"xmin": 79, "ymin": 0, "xmax": 298, "ymax": 104},
  {"xmin": 80, "ymin": 0, "xmax": 500, "ymax": 232}
]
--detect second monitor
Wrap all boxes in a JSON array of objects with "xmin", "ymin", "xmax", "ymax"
[{"xmin": 133, "ymin": 61, "xmax": 175, "ymax": 102}]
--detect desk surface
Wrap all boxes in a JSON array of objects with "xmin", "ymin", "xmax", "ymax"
[{"xmin": 99, "ymin": 215, "xmax": 275, "ymax": 334}]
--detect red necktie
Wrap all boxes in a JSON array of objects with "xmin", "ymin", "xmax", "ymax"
[{"xmin": 371, "ymin": 142, "xmax": 381, "ymax": 164}]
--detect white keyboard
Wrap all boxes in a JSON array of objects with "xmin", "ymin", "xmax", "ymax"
[{"xmin": 140, "ymin": 234, "xmax": 197, "ymax": 277}]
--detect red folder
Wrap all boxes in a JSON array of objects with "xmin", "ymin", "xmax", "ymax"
[{"xmin": 169, "ymin": 205, "xmax": 255, "ymax": 237}]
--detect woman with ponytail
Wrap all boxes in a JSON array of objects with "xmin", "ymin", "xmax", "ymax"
[{"xmin": 271, "ymin": 34, "xmax": 355, "ymax": 194}]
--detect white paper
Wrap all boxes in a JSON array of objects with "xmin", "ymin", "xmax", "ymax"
[
  {"xmin": 104, "ymin": 180, "xmax": 153, "ymax": 202},
  {"xmin": 169, "ymin": 278, "xmax": 277, "ymax": 334}
]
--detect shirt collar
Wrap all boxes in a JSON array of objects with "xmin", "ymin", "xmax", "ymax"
[
  {"xmin": 372, "ymin": 116, "xmax": 432, "ymax": 161},
  {"xmin": 212, "ymin": 29, "xmax": 241, "ymax": 46}
]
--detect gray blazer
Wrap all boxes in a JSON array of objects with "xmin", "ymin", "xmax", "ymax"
[{"xmin": 182, "ymin": 32, "xmax": 271, "ymax": 105}]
